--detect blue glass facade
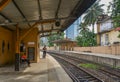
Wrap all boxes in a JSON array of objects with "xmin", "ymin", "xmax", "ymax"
[{"xmin": 65, "ymin": 17, "xmax": 81, "ymax": 40}]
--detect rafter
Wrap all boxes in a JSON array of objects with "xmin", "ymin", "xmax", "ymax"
[
  {"xmin": 1, "ymin": 26, "xmax": 13, "ymax": 31},
  {"xmin": 39, "ymin": 30, "xmax": 51, "ymax": 33},
  {"xmin": 40, "ymin": 32, "xmax": 59, "ymax": 37},
  {"xmin": 38, "ymin": 28, "xmax": 60, "ymax": 34},
  {"xmin": 55, "ymin": 0, "xmax": 62, "ymax": 18},
  {"xmin": 37, "ymin": 0, "xmax": 42, "ymax": 20},
  {"xmin": 51, "ymin": 24, "xmax": 54, "ymax": 30},
  {"xmin": 0, "ymin": 12, "xmax": 12, "ymax": 22},
  {"xmin": 20, "ymin": 22, "xmax": 38, "ymax": 40},
  {"xmin": 0, "ymin": 17, "xmax": 72, "ymax": 26},
  {"xmin": 12, "ymin": 0, "xmax": 31, "ymax": 27},
  {"xmin": 41, "ymin": 24, "xmax": 44, "ymax": 36},
  {"xmin": 0, "ymin": 12, "xmax": 14, "ymax": 31},
  {"xmin": 0, "ymin": 0, "xmax": 11, "ymax": 11}
]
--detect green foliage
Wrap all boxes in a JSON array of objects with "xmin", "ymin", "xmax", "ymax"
[
  {"xmin": 76, "ymin": 32, "xmax": 97, "ymax": 47},
  {"xmin": 107, "ymin": 0, "xmax": 120, "ymax": 27},
  {"xmin": 76, "ymin": 23, "xmax": 97, "ymax": 47},
  {"xmin": 47, "ymin": 32, "xmax": 64, "ymax": 47},
  {"xmin": 78, "ymin": 63, "xmax": 100, "ymax": 70},
  {"xmin": 83, "ymin": 0, "xmax": 104, "ymax": 32},
  {"xmin": 108, "ymin": 0, "xmax": 120, "ymax": 38}
]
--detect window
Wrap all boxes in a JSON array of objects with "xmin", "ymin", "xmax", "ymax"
[
  {"xmin": 20, "ymin": 43, "xmax": 24, "ymax": 52},
  {"xmin": 8, "ymin": 42, "xmax": 10, "ymax": 51},
  {"xmin": 105, "ymin": 34, "xmax": 109, "ymax": 45},
  {"xmin": 2, "ymin": 40, "xmax": 5, "ymax": 54}
]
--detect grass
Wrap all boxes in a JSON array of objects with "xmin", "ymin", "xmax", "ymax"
[
  {"xmin": 78, "ymin": 63, "xmax": 100, "ymax": 70},
  {"xmin": 112, "ymin": 66, "xmax": 120, "ymax": 69}
]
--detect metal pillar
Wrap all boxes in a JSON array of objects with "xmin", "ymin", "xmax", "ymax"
[{"xmin": 15, "ymin": 24, "xmax": 20, "ymax": 71}]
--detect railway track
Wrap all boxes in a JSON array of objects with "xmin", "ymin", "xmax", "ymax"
[
  {"xmin": 48, "ymin": 52, "xmax": 120, "ymax": 82},
  {"xmin": 61, "ymin": 54, "xmax": 120, "ymax": 79},
  {"xmin": 50, "ymin": 54, "xmax": 103, "ymax": 82}
]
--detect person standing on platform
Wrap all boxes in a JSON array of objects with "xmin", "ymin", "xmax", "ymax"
[{"xmin": 43, "ymin": 45, "xmax": 47, "ymax": 58}]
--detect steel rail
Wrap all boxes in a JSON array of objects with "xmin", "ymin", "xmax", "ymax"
[{"xmin": 50, "ymin": 54, "xmax": 103, "ymax": 82}]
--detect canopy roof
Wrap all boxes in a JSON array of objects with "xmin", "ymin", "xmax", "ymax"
[{"xmin": 0, "ymin": 0, "xmax": 96, "ymax": 37}]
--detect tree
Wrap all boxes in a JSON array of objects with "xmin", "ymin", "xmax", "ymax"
[
  {"xmin": 76, "ymin": 23, "xmax": 97, "ymax": 47},
  {"xmin": 78, "ymin": 22, "xmax": 89, "ymax": 32},
  {"xmin": 108, "ymin": 0, "xmax": 120, "ymax": 38},
  {"xmin": 108, "ymin": 0, "xmax": 120, "ymax": 27},
  {"xmin": 76, "ymin": 30, "xmax": 97, "ymax": 47},
  {"xmin": 83, "ymin": 0, "xmax": 104, "ymax": 32},
  {"xmin": 47, "ymin": 32, "xmax": 64, "ymax": 47}
]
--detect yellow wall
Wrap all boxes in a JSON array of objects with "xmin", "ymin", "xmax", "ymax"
[
  {"xmin": 0, "ymin": 27, "xmax": 15, "ymax": 66},
  {"xmin": 100, "ymin": 30, "xmax": 120, "ymax": 45},
  {"xmin": 20, "ymin": 28, "xmax": 39, "ymax": 63},
  {"xmin": 109, "ymin": 30, "xmax": 120, "ymax": 44},
  {"xmin": 0, "ymin": 26, "xmax": 40, "ymax": 66}
]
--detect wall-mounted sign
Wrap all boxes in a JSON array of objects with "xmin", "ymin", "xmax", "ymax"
[{"xmin": 28, "ymin": 42, "xmax": 35, "ymax": 45}]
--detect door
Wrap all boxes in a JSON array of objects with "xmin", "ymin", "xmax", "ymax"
[{"xmin": 28, "ymin": 47, "xmax": 35, "ymax": 61}]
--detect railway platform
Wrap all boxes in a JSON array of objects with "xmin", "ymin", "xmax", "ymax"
[{"xmin": 0, "ymin": 53, "xmax": 73, "ymax": 82}]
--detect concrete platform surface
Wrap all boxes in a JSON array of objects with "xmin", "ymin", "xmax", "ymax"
[
  {"xmin": 0, "ymin": 53, "xmax": 73, "ymax": 82},
  {"xmin": 65, "ymin": 51, "xmax": 120, "ymax": 60},
  {"xmin": 49, "ymin": 50, "xmax": 120, "ymax": 67}
]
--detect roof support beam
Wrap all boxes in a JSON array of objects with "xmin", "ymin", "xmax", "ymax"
[
  {"xmin": 0, "ymin": 19, "xmax": 56, "ymax": 26},
  {"xmin": 38, "ymin": 28, "xmax": 60, "ymax": 34},
  {"xmin": 0, "ymin": 12, "xmax": 14, "ymax": 31},
  {"xmin": 1, "ymin": 26, "xmax": 13, "ymax": 31},
  {"xmin": 51, "ymin": 24, "xmax": 54, "ymax": 30},
  {"xmin": 40, "ymin": 32, "xmax": 59, "ymax": 37},
  {"xmin": 55, "ymin": 0, "xmax": 62, "ymax": 18},
  {"xmin": 20, "ymin": 22, "xmax": 38, "ymax": 40},
  {"xmin": 39, "ymin": 30, "xmax": 51, "ymax": 33},
  {"xmin": 41, "ymin": 24, "xmax": 44, "ymax": 36},
  {"xmin": 0, "ymin": 0, "xmax": 11, "ymax": 11},
  {"xmin": 12, "ymin": 0, "xmax": 31, "ymax": 27},
  {"xmin": 0, "ymin": 12, "xmax": 12, "ymax": 22},
  {"xmin": 0, "ymin": 17, "xmax": 71, "ymax": 26},
  {"xmin": 41, "ymin": 24, "xmax": 44, "ymax": 31},
  {"xmin": 37, "ymin": 20, "xmax": 55, "ymax": 24},
  {"xmin": 37, "ymin": 0, "xmax": 42, "ymax": 20}
]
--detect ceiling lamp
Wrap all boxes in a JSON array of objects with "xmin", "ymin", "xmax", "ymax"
[{"xmin": 55, "ymin": 20, "xmax": 60, "ymax": 27}]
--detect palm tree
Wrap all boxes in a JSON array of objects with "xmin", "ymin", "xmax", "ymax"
[
  {"xmin": 78, "ymin": 22, "xmax": 89, "ymax": 33},
  {"xmin": 83, "ymin": 0, "xmax": 104, "ymax": 32}
]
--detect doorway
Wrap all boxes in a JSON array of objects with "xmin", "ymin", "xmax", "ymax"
[{"xmin": 28, "ymin": 47, "xmax": 35, "ymax": 61}]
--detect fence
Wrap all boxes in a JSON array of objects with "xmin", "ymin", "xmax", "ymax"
[
  {"xmin": 47, "ymin": 44, "xmax": 120, "ymax": 55},
  {"xmin": 74, "ymin": 45, "xmax": 120, "ymax": 55}
]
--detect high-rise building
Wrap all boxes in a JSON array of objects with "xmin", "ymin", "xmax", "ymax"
[
  {"xmin": 40, "ymin": 37, "xmax": 48, "ymax": 46},
  {"xmin": 65, "ymin": 17, "xmax": 81, "ymax": 40}
]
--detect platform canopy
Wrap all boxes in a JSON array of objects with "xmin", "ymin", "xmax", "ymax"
[{"xmin": 0, "ymin": 0, "xmax": 96, "ymax": 37}]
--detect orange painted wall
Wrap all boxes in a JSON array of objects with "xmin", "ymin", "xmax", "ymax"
[
  {"xmin": 0, "ymin": 26, "xmax": 40, "ymax": 66},
  {"xmin": 0, "ymin": 27, "xmax": 15, "ymax": 66},
  {"xmin": 20, "ymin": 28, "xmax": 40, "ymax": 62}
]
